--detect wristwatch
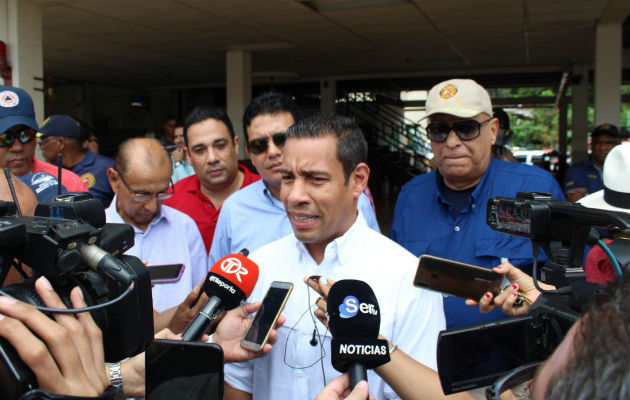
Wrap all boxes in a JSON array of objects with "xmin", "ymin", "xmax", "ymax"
[{"xmin": 107, "ymin": 362, "xmax": 123, "ymax": 393}]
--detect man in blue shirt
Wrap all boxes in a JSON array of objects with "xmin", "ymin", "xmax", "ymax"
[
  {"xmin": 209, "ymin": 93, "xmax": 380, "ymax": 265},
  {"xmin": 390, "ymin": 79, "xmax": 564, "ymax": 329},
  {"xmin": 563, "ymin": 123, "xmax": 621, "ymax": 202},
  {"xmin": 39, "ymin": 114, "xmax": 114, "ymax": 207}
]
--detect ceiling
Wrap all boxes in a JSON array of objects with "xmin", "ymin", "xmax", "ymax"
[{"xmin": 41, "ymin": 0, "xmax": 630, "ymax": 88}]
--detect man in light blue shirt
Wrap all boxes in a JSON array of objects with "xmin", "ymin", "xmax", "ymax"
[
  {"xmin": 209, "ymin": 93, "xmax": 379, "ymax": 265},
  {"xmin": 105, "ymin": 138, "xmax": 208, "ymax": 312}
]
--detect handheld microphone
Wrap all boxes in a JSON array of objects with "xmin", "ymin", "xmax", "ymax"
[
  {"xmin": 328, "ymin": 280, "xmax": 390, "ymax": 397},
  {"xmin": 182, "ymin": 253, "xmax": 259, "ymax": 341}
]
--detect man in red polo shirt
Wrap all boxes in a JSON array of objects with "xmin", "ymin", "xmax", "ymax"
[{"xmin": 164, "ymin": 106, "xmax": 259, "ymax": 252}]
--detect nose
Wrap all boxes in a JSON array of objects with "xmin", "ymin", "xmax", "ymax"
[
  {"xmin": 285, "ymin": 178, "xmax": 310, "ymax": 207},
  {"xmin": 9, "ymin": 139, "xmax": 24, "ymax": 152},
  {"xmin": 206, "ymin": 147, "xmax": 219, "ymax": 165},
  {"xmin": 143, "ymin": 195, "xmax": 160, "ymax": 214},
  {"xmin": 267, "ymin": 140, "xmax": 282, "ymax": 159},
  {"xmin": 444, "ymin": 128, "xmax": 462, "ymax": 147}
]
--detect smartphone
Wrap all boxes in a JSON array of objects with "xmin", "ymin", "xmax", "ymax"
[
  {"xmin": 145, "ymin": 339, "xmax": 223, "ymax": 400},
  {"xmin": 413, "ymin": 255, "xmax": 504, "ymax": 300},
  {"xmin": 148, "ymin": 264, "xmax": 184, "ymax": 284},
  {"xmin": 241, "ymin": 281, "xmax": 293, "ymax": 352}
]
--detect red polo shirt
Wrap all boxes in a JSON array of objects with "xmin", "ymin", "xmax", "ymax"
[{"xmin": 164, "ymin": 164, "xmax": 260, "ymax": 253}]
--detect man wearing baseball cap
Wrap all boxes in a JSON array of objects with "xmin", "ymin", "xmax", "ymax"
[
  {"xmin": 390, "ymin": 78, "xmax": 564, "ymax": 329},
  {"xmin": 0, "ymin": 86, "xmax": 87, "ymax": 193},
  {"xmin": 39, "ymin": 114, "xmax": 114, "ymax": 207},
  {"xmin": 563, "ymin": 123, "xmax": 621, "ymax": 202}
]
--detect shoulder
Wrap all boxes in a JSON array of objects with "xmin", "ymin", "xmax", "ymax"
[
  {"xmin": 250, "ymin": 234, "xmax": 293, "ymax": 263},
  {"xmin": 491, "ymin": 158, "xmax": 556, "ymax": 182},
  {"xmin": 94, "ymin": 153, "xmax": 114, "ymax": 167},
  {"xmin": 361, "ymin": 229, "xmax": 418, "ymax": 269},
  {"xmin": 395, "ymin": 171, "xmax": 437, "ymax": 208},
  {"xmin": 223, "ymin": 180, "xmax": 264, "ymax": 208},
  {"xmin": 161, "ymin": 204, "xmax": 200, "ymax": 231}
]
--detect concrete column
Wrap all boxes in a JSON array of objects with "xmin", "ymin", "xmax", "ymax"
[
  {"xmin": 320, "ymin": 78, "xmax": 336, "ymax": 114},
  {"xmin": 558, "ymin": 98, "xmax": 568, "ymax": 158},
  {"xmin": 571, "ymin": 66, "xmax": 589, "ymax": 163},
  {"xmin": 226, "ymin": 50, "xmax": 251, "ymax": 160},
  {"xmin": 594, "ymin": 23, "xmax": 622, "ymax": 126},
  {"xmin": 0, "ymin": 0, "xmax": 44, "ymax": 124}
]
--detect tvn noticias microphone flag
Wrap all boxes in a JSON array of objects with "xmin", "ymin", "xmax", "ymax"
[{"xmin": 204, "ymin": 253, "xmax": 259, "ymax": 308}]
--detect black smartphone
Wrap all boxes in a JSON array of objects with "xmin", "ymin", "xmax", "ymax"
[
  {"xmin": 241, "ymin": 281, "xmax": 293, "ymax": 352},
  {"xmin": 146, "ymin": 339, "xmax": 223, "ymax": 400},
  {"xmin": 414, "ymin": 255, "xmax": 504, "ymax": 300},
  {"xmin": 148, "ymin": 264, "xmax": 184, "ymax": 284}
]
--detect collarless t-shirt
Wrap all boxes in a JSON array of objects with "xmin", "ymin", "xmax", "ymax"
[
  {"xmin": 163, "ymin": 164, "xmax": 260, "ymax": 253},
  {"xmin": 31, "ymin": 157, "xmax": 89, "ymax": 192}
]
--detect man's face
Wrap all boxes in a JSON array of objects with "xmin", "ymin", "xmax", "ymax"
[
  {"xmin": 430, "ymin": 113, "xmax": 497, "ymax": 187},
  {"xmin": 186, "ymin": 118, "xmax": 239, "ymax": 192},
  {"xmin": 39, "ymin": 136, "xmax": 64, "ymax": 164},
  {"xmin": 163, "ymin": 118, "xmax": 176, "ymax": 140},
  {"xmin": 246, "ymin": 111, "xmax": 294, "ymax": 188},
  {"xmin": 174, "ymin": 127, "xmax": 185, "ymax": 148},
  {"xmin": 591, "ymin": 133, "xmax": 620, "ymax": 166},
  {"xmin": 108, "ymin": 163, "xmax": 171, "ymax": 229},
  {"xmin": 281, "ymin": 136, "xmax": 364, "ymax": 249},
  {"xmin": 0, "ymin": 125, "xmax": 36, "ymax": 176}
]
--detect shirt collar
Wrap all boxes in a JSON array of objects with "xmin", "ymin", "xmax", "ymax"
[
  {"xmin": 79, "ymin": 149, "xmax": 96, "ymax": 167},
  {"xmin": 106, "ymin": 194, "xmax": 167, "ymax": 233},
  {"xmin": 434, "ymin": 157, "xmax": 496, "ymax": 214},
  {"xmin": 292, "ymin": 211, "xmax": 367, "ymax": 267},
  {"xmin": 261, "ymin": 180, "xmax": 284, "ymax": 209}
]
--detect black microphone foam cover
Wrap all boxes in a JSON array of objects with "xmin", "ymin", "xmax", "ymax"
[{"xmin": 327, "ymin": 279, "xmax": 381, "ymax": 338}]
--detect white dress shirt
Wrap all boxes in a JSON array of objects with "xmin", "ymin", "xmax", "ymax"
[
  {"xmin": 105, "ymin": 195, "xmax": 208, "ymax": 312},
  {"xmin": 224, "ymin": 214, "xmax": 445, "ymax": 400}
]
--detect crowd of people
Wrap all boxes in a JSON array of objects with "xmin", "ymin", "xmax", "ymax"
[{"xmin": 0, "ymin": 77, "xmax": 628, "ymax": 400}]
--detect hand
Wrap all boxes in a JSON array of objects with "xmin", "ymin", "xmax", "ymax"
[
  {"xmin": 304, "ymin": 276, "xmax": 335, "ymax": 328},
  {"xmin": 315, "ymin": 373, "xmax": 375, "ymax": 400},
  {"xmin": 167, "ymin": 285, "xmax": 209, "ymax": 334},
  {"xmin": 172, "ymin": 147, "xmax": 185, "ymax": 163},
  {"xmin": 213, "ymin": 302, "xmax": 286, "ymax": 362},
  {"xmin": 0, "ymin": 277, "xmax": 109, "ymax": 396},
  {"xmin": 120, "ymin": 328, "xmax": 182, "ymax": 398}
]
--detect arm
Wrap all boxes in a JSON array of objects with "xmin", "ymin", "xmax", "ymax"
[{"xmin": 225, "ymin": 384, "xmax": 252, "ymax": 400}]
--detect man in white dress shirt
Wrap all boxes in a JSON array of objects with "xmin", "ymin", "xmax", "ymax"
[
  {"xmin": 105, "ymin": 138, "xmax": 208, "ymax": 312},
  {"xmin": 224, "ymin": 114, "xmax": 445, "ymax": 400}
]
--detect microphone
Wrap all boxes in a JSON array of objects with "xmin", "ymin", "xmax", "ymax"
[
  {"xmin": 182, "ymin": 253, "xmax": 259, "ymax": 341},
  {"xmin": 327, "ymin": 280, "xmax": 390, "ymax": 397}
]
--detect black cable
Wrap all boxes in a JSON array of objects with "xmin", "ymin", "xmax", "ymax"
[{"xmin": 531, "ymin": 243, "xmax": 569, "ymax": 295}]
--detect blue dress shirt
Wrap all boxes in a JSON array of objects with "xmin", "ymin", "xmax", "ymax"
[
  {"xmin": 69, "ymin": 149, "xmax": 114, "ymax": 207},
  {"xmin": 209, "ymin": 179, "xmax": 381, "ymax": 266},
  {"xmin": 563, "ymin": 157, "xmax": 603, "ymax": 195},
  {"xmin": 390, "ymin": 158, "xmax": 565, "ymax": 329}
]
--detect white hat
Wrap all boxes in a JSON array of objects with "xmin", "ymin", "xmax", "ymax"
[
  {"xmin": 425, "ymin": 79, "xmax": 493, "ymax": 119},
  {"xmin": 578, "ymin": 142, "xmax": 630, "ymax": 213}
]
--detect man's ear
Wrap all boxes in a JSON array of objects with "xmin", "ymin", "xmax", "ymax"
[
  {"xmin": 350, "ymin": 162, "xmax": 370, "ymax": 199},
  {"xmin": 488, "ymin": 117, "xmax": 499, "ymax": 146},
  {"xmin": 106, "ymin": 168, "xmax": 119, "ymax": 194},
  {"xmin": 233, "ymin": 135, "xmax": 239, "ymax": 155}
]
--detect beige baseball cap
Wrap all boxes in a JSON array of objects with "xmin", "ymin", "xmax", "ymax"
[{"xmin": 425, "ymin": 79, "xmax": 493, "ymax": 118}]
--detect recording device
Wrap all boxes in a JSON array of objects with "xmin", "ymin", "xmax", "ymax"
[
  {"xmin": 414, "ymin": 255, "xmax": 505, "ymax": 300},
  {"xmin": 436, "ymin": 192, "xmax": 630, "ymax": 394},
  {"xmin": 327, "ymin": 280, "xmax": 390, "ymax": 397},
  {"xmin": 241, "ymin": 281, "xmax": 293, "ymax": 352},
  {"xmin": 181, "ymin": 253, "xmax": 259, "ymax": 341},
  {"xmin": 0, "ymin": 181, "xmax": 153, "ymax": 399},
  {"xmin": 146, "ymin": 339, "xmax": 224, "ymax": 400},
  {"xmin": 148, "ymin": 263, "xmax": 185, "ymax": 284}
]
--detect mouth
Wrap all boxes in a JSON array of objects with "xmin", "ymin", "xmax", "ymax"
[
  {"xmin": 7, "ymin": 157, "xmax": 26, "ymax": 167},
  {"xmin": 268, "ymin": 162, "xmax": 283, "ymax": 171},
  {"xmin": 289, "ymin": 212, "xmax": 319, "ymax": 229},
  {"xmin": 207, "ymin": 168, "xmax": 225, "ymax": 177}
]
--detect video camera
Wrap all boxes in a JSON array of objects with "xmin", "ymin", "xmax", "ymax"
[
  {"xmin": 0, "ymin": 190, "xmax": 154, "ymax": 400},
  {"xmin": 437, "ymin": 192, "xmax": 630, "ymax": 395}
]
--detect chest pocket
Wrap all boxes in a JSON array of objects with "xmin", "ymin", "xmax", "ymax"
[
  {"xmin": 475, "ymin": 235, "xmax": 533, "ymax": 266},
  {"xmin": 400, "ymin": 240, "xmax": 430, "ymax": 257}
]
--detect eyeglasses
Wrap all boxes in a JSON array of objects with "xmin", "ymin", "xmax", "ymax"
[
  {"xmin": 0, "ymin": 129, "xmax": 36, "ymax": 147},
  {"xmin": 485, "ymin": 361, "xmax": 543, "ymax": 400},
  {"xmin": 248, "ymin": 132, "xmax": 287, "ymax": 155},
  {"xmin": 426, "ymin": 117, "xmax": 495, "ymax": 143},
  {"xmin": 115, "ymin": 169, "xmax": 174, "ymax": 203},
  {"xmin": 38, "ymin": 136, "xmax": 57, "ymax": 146}
]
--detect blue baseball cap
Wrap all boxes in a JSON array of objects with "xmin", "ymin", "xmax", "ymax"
[
  {"xmin": 0, "ymin": 86, "xmax": 39, "ymax": 133},
  {"xmin": 39, "ymin": 114, "xmax": 82, "ymax": 139}
]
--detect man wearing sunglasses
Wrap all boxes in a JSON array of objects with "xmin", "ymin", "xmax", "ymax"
[
  {"xmin": 0, "ymin": 86, "xmax": 88, "ymax": 193},
  {"xmin": 105, "ymin": 138, "xmax": 208, "ymax": 312},
  {"xmin": 208, "ymin": 93, "xmax": 380, "ymax": 265},
  {"xmin": 390, "ymin": 79, "xmax": 564, "ymax": 329}
]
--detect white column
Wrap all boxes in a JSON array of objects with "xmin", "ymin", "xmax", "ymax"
[
  {"xmin": 320, "ymin": 78, "xmax": 336, "ymax": 114},
  {"xmin": 594, "ymin": 23, "xmax": 622, "ymax": 126},
  {"xmin": 571, "ymin": 66, "xmax": 589, "ymax": 163},
  {"xmin": 0, "ymin": 0, "xmax": 44, "ymax": 124},
  {"xmin": 226, "ymin": 50, "xmax": 251, "ymax": 160}
]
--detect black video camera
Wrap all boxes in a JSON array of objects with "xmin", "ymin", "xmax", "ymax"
[
  {"xmin": 0, "ymin": 192, "xmax": 154, "ymax": 400},
  {"xmin": 437, "ymin": 192, "xmax": 630, "ymax": 395}
]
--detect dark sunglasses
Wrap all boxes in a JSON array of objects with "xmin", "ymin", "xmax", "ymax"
[
  {"xmin": 427, "ymin": 117, "xmax": 494, "ymax": 143},
  {"xmin": 0, "ymin": 129, "xmax": 36, "ymax": 147},
  {"xmin": 248, "ymin": 132, "xmax": 287, "ymax": 155}
]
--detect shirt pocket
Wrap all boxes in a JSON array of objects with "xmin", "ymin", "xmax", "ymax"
[
  {"xmin": 475, "ymin": 235, "xmax": 532, "ymax": 266},
  {"xmin": 400, "ymin": 240, "xmax": 430, "ymax": 257}
]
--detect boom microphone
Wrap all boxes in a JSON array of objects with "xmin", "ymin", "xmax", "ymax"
[
  {"xmin": 182, "ymin": 253, "xmax": 259, "ymax": 341},
  {"xmin": 327, "ymin": 280, "xmax": 390, "ymax": 397}
]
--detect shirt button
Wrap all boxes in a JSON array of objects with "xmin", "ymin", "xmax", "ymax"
[
  {"xmin": 471, "ymin": 203, "xmax": 476, "ymax": 208},
  {"xmin": 454, "ymin": 226, "xmax": 460, "ymax": 232}
]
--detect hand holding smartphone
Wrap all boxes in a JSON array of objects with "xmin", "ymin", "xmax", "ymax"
[{"xmin": 241, "ymin": 281, "xmax": 293, "ymax": 352}]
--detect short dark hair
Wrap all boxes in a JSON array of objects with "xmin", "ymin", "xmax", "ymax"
[
  {"xmin": 286, "ymin": 113, "xmax": 367, "ymax": 182},
  {"xmin": 242, "ymin": 92, "xmax": 303, "ymax": 142},
  {"xmin": 545, "ymin": 274, "xmax": 630, "ymax": 398},
  {"xmin": 183, "ymin": 106, "xmax": 235, "ymax": 146}
]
